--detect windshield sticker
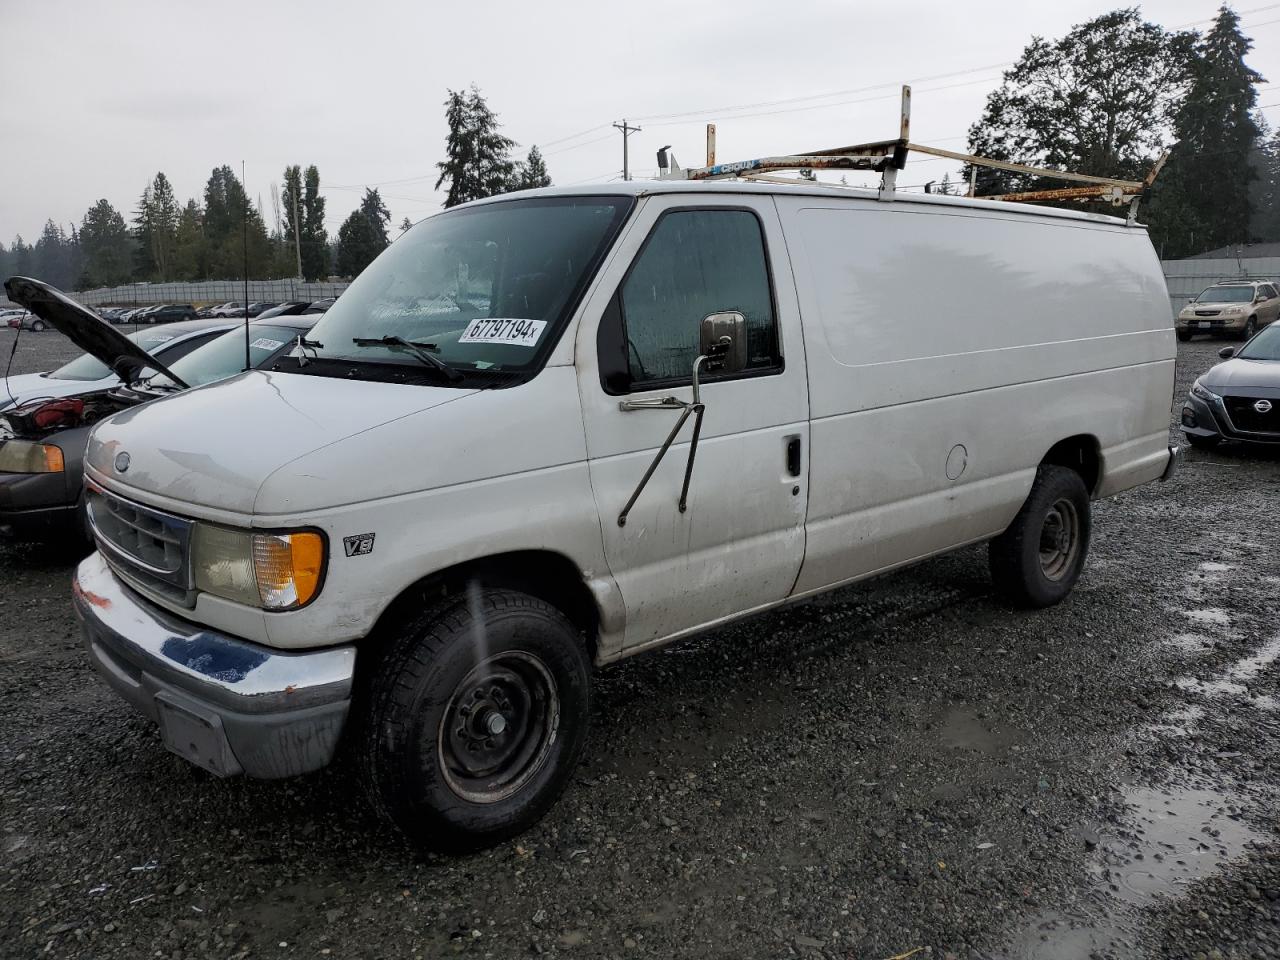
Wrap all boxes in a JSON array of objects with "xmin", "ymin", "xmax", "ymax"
[
  {"xmin": 250, "ymin": 337, "xmax": 285, "ymax": 351},
  {"xmin": 141, "ymin": 335, "xmax": 175, "ymax": 346},
  {"xmin": 458, "ymin": 318, "xmax": 547, "ymax": 348}
]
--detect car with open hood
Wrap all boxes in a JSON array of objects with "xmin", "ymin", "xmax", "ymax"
[
  {"xmin": 1181, "ymin": 322, "xmax": 1280, "ymax": 448},
  {"xmin": 1, "ymin": 318, "xmax": 233, "ymax": 413},
  {"xmin": 0, "ymin": 278, "xmax": 317, "ymax": 542}
]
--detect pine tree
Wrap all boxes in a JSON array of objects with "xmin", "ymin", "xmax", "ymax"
[
  {"xmin": 301, "ymin": 165, "xmax": 329, "ymax": 281},
  {"xmin": 1249, "ymin": 121, "xmax": 1280, "ymax": 242},
  {"xmin": 10, "ymin": 235, "xmax": 33, "ymax": 277},
  {"xmin": 399, "ymin": 216, "xmax": 413, "ymax": 235},
  {"xmin": 435, "ymin": 86, "xmax": 518, "ymax": 207},
  {"xmin": 132, "ymin": 184, "xmax": 156, "ymax": 280},
  {"xmin": 173, "ymin": 200, "xmax": 206, "ymax": 280},
  {"xmin": 1148, "ymin": 6, "xmax": 1264, "ymax": 257},
  {"xmin": 335, "ymin": 188, "xmax": 391, "ymax": 277},
  {"xmin": 514, "ymin": 145, "xmax": 552, "ymax": 190},
  {"xmin": 964, "ymin": 10, "xmax": 1195, "ymax": 195},
  {"xmin": 281, "ymin": 165, "xmax": 305, "ymax": 277},
  {"xmin": 149, "ymin": 172, "xmax": 179, "ymax": 280},
  {"xmin": 80, "ymin": 199, "xmax": 134, "ymax": 287}
]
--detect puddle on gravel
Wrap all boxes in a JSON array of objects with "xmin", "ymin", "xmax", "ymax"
[
  {"xmin": 1182, "ymin": 608, "xmax": 1232, "ymax": 627},
  {"xmin": 1004, "ymin": 783, "xmax": 1263, "ymax": 959},
  {"xmin": 1170, "ymin": 634, "xmax": 1280, "ymax": 712},
  {"xmin": 1197, "ymin": 561, "xmax": 1235, "ymax": 573}
]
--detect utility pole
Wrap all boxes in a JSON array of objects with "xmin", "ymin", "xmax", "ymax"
[
  {"xmin": 613, "ymin": 119, "xmax": 641, "ymax": 181},
  {"xmin": 292, "ymin": 188, "xmax": 303, "ymax": 281}
]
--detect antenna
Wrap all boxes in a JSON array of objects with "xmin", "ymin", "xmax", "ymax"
[{"xmin": 242, "ymin": 159, "xmax": 250, "ymax": 372}]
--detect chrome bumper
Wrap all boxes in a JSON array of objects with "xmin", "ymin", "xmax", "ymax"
[
  {"xmin": 1160, "ymin": 443, "xmax": 1183, "ymax": 482},
  {"xmin": 72, "ymin": 552, "xmax": 355, "ymax": 779}
]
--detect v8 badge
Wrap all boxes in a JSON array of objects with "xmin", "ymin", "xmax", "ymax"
[{"xmin": 343, "ymin": 533, "xmax": 375, "ymax": 557}]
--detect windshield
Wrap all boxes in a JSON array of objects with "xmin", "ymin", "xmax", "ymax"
[
  {"xmin": 1197, "ymin": 286, "xmax": 1255, "ymax": 303},
  {"xmin": 1239, "ymin": 323, "xmax": 1280, "ymax": 361},
  {"xmin": 149, "ymin": 324, "xmax": 302, "ymax": 388},
  {"xmin": 47, "ymin": 329, "xmax": 183, "ymax": 381},
  {"xmin": 307, "ymin": 196, "xmax": 632, "ymax": 376}
]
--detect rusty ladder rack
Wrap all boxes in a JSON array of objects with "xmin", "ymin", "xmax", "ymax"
[{"xmin": 655, "ymin": 85, "xmax": 1167, "ymax": 224}]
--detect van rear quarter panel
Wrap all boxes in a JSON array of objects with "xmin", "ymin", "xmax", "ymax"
[{"xmin": 775, "ymin": 197, "xmax": 1174, "ymax": 594}]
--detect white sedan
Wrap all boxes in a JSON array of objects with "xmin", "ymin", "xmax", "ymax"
[{"xmin": 0, "ymin": 318, "xmax": 234, "ymax": 412}]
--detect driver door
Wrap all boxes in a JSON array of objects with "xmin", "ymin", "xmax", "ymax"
[{"xmin": 575, "ymin": 197, "xmax": 810, "ymax": 650}]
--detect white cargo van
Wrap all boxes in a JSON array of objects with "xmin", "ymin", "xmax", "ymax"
[{"xmin": 34, "ymin": 178, "xmax": 1177, "ymax": 850}]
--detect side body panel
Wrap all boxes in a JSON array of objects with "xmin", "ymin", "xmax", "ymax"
[
  {"xmin": 775, "ymin": 197, "xmax": 1174, "ymax": 595},
  {"xmin": 573, "ymin": 195, "xmax": 811, "ymax": 651}
]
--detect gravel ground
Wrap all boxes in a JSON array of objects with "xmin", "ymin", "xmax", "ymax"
[{"xmin": 1, "ymin": 329, "xmax": 1278, "ymax": 960}]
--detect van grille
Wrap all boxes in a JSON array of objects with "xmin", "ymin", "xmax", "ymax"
[
  {"xmin": 86, "ymin": 482, "xmax": 195, "ymax": 607},
  {"xmin": 1224, "ymin": 397, "xmax": 1280, "ymax": 435}
]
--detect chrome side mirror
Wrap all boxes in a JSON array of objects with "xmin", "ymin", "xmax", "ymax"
[{"xmin": 699, "ymin": 311, "xmax": 748, "ymax": 376}]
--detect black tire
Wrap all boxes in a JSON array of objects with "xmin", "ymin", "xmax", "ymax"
[
  {"xmin": 1176, "ymin": 330, "xmax": 1192, "ymax": 342},
  {"xmin": 1238, "ymin": 317, "xmax": 1257, "ymax": 341},
  {"xmin": 1185, "ymin": 432, "xmax": 1221, "ymax": 450},
  {"xmin": 358, "ymin": 588, "xmax": 592, "ymax": 853},
  {"xmin": 30, "ymin": 319, "xmax": 45, "ymax": 332},
  {"xmin": 989, "ymin": 464, "xmax": 1091, "ymax": 608}
]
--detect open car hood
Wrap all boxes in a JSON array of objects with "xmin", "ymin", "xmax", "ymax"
[{"xmin": 3, "ymin": 277, "xmax": 188, "ymax": 389}]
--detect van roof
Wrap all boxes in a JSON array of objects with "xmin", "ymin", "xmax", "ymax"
[{"xmin": 465, "ymin": 179, "xmax": 1138, "ymax": 229}]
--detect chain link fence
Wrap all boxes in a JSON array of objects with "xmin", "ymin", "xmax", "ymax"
[{"xmin": 66, "ymin": 280, "xmax": 351, "ymax": 308}]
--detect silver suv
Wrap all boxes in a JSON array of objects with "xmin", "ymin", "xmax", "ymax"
[{"xmin": 1177, "ymin": 280, "xmax": 1280, "ymax": 342}]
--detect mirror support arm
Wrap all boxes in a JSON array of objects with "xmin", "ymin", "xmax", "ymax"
[{"xmin": 615, "ymin": 354, "xmax": 714, "ymax": 526}]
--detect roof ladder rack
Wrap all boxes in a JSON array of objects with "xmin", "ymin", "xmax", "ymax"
[{"xmin": 656, "ymin": 86, "xmax": 1168, "ymax": 223}]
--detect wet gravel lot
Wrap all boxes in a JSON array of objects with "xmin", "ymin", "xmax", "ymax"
[{"xmin": 1, "ymin": 327, "xmax": 1278, "ymax": 960}]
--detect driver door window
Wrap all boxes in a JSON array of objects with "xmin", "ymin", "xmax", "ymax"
[{"xmin": 618, "ymin": 209, "xmax": 779, "ymax": 389}]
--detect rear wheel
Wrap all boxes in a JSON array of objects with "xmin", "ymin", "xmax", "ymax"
[
  {"xmin": 989, "ymin": 464, "xmax": 1091, "ymax": 608},
  {"xmin": 30, "ymin": 319, "xmax": 45, "ymax": 332},
  {"xmin": 358, "ymin": 588, "xmax": 592, "ymax": 853}
]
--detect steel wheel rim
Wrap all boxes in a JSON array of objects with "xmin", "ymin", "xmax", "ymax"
[
  {"xmin": 438, "ymin": 650, "xmax": 559, "ymax": 804},
  {"xmin": 1038, "ymin": 498, "xmax": 1080, "ymax": 581}
]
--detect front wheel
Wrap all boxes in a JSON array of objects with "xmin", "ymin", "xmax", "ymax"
[
  {"xmin": 989, "ymin": 464, "xmax": 1091, "ymax": 608},
  {"xmin": 1176, "ymin": 330, "xmax": 1193, "ymax": 342},
  {"xmin": 1238, "ymin": 317, "xmax": 1257, "ymax": 341},
  {"xmin": 358, "ymin": 588, "xmax": 592, "ymax": 853},
  {"xmin": 30, "ymin": 320, "xmax": 45, "ymax": 332}
]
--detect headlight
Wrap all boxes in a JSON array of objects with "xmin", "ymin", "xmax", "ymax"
[
  {"xmin": 0, "ymin": 440, "xmax": 64, "ymax": 473},
  {"xmin": 1191, "ymin": 380, "xmax": 1220, "ymax": 403},
  {"xmin": 1225, "ymin": 306, "xmax": 1245, "ymax": 315},
  {"xmin": 191, "ymin": 524, "xmax": 325, "ymax": 610}
]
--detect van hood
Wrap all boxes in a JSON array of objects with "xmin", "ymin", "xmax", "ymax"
[
  {"xmin": 86, "ymin": 370, "xmax": 478, "ymax": 513},
  {"xmin": 1201, "ymin": 357, "xmax": 1280, "ymax": 390},
  {"xmin": 3, "ymin": 277, "xmax": 189, "ymax": 388}
]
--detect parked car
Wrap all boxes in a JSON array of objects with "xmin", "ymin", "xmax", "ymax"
[
  {"xmin": 245, "ymin": 301, "xmax": 279, "ymax": 317},
  {"xmin": 1181, "ymin": 323, "xmax": 1280, "ymax": 449},
  {"xmin": 6, "ymin": 312, "xmax": 47, "ymax": 332},
  {"xmin": 1176, "ymin": 280, "xmax": 1280, "ymax": 342},
  {"xmin": 1, "ymin": 319, "xmax": 233, "ymax": 413},
  {"xmin": 143, "ymin": 303, "xmax": 197, "ymax": 324},
  {"xmin": 20, "ymin": 183, "xmax": 1179, "ymax": 852},
  {"xmin": 0, "ymin": 283, "xmax": 316, "ymax": 542},
  {"xmin": 305, "ymin": 297, "xmax": 336, "ymax": 313},
  {"xmin": 254, "ymin": 300, "xmax": 311, "ymax": 319},
  {"xmin": 209, "ymin": 301, "xmax": 245, "ymax": 318}
]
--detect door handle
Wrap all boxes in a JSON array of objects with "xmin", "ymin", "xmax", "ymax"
[{"xmin": 785, "ymin": 436, "xmax": 802, "ymax": 477}]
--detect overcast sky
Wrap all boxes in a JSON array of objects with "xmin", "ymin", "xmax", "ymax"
[{"xmin": 3, "ymin": 0, "xmax": 1279, "ymax": 245}]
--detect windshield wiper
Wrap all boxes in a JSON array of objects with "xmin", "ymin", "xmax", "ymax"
[{"xmin": 351, "ymin": 335, "xmax": 463, "ymax": 382}]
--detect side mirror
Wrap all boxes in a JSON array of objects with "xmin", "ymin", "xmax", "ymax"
[
  {"xmin": 699, "ymin": 311, "xmax": 748, "ymax": 376},
  {"xmin": 1219, "ymin": 347, "xmax": 1236, "ymax": 359}
]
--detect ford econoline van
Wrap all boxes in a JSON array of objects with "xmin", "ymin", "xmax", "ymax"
[{"xmin": 13, "ymin": 180, "xmax": 1179, "ymax": 851}]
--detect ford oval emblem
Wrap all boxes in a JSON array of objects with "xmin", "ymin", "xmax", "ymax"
[
  {"xmin": 114, "ymin": 451, "xmax": 131, "ymax": 473},
  {"xmin": 1255, "ymin": 399, "xmax": 1274, "ymax": 414}
]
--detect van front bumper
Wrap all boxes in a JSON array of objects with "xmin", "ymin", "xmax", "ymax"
[{"xmin": 72, "ymin": 552, "xmax": 356, "ymax": 779}]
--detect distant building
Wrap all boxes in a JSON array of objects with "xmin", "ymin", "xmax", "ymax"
[{"xmin": 1188, "ymin": 242, "xmax": 1280, "ymax": 260}]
